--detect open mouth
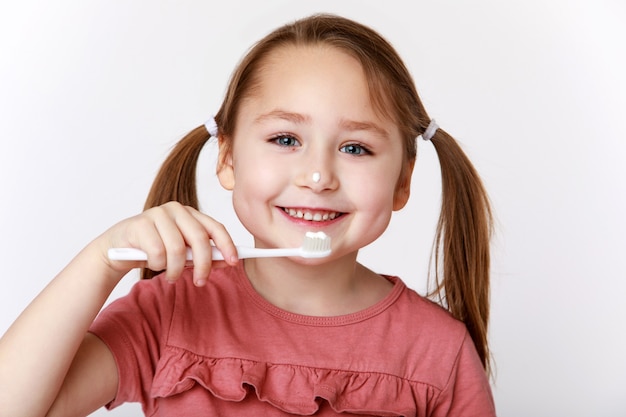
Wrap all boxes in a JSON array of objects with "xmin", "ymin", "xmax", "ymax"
[{"xmin": 281, "ymin": 207, "xmax": 344, "ymax": 222}]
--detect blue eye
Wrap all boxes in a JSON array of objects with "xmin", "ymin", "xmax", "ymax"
[
  {"xmin": 340, "ymin": 143, "xmax": 370, "ymax": 155},
  {"xmin": 272, "ymin": 134, "xmax": 300, "ymax": 147}
]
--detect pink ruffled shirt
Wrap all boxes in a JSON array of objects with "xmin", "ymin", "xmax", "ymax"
[{"xmin": 89, "ymin": 262, "xmax": 495, "ymax": 416}]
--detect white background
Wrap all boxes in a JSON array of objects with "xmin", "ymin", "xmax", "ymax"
[{"xmin": 1, "ymin": 1, "xmax": 625, "ymax": 416}]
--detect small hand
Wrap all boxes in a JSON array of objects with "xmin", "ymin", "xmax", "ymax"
[{"xmin": 100, "ymin": 201, "xmax": 238, "ymax": 286}]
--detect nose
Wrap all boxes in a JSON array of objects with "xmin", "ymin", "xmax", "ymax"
[
  {"xmin": 296, "ymin": 148, "xmax": 338, "ymax": 192},
  {"xmin": 297, "ymin": 168, "xmax": 338, "ymax": 192}
]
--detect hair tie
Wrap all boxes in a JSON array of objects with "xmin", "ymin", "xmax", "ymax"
[
  {"xmin": 421, "ymin": 119, "xmax": 439, "ymax": 141},
  {"xmin": 204, "ymin": 117, "xmax": 219, "ymax": 138}
]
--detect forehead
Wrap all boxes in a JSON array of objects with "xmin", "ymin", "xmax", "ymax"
[
  {"xmin": 241, "ymin": 45, "xmax": 393, "ymax": 126},
  {"xmin": 259, "ymin": 45, "xmax": 366, "ymax": 95}
]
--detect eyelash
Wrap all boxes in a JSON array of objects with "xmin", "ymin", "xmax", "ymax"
[
  {"xmin": 340, "ymin": 143, "xmax": 371, "ymax": 156},
  {"xmin": 269, "ymin": 134, "xmax": 372, "ymax": 156},
  {"xmin": 270, "ymin": 133, "xmax": 301, "ymax": 147}
]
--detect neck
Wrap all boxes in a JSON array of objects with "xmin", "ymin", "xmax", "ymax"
[{"xmin": 243, "ymin": 253, "xmax": 392, "ymax": 316}]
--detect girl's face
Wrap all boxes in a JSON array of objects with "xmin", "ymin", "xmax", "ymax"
[{"xmin": 218, "ymin": 45, "xmax": 412, "ymax": 261}]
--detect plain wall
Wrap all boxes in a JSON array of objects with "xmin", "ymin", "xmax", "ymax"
[{"xmin": 1, "ymin": 1, "xmax": 625, "ymax": 416}]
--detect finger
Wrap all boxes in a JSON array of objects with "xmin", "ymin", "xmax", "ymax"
[
  {"xmin": 186, "ymin": 207, "xmax": 239, "ymax": 265},
  {"xmin": 151, "ymin": 205, "xmax": 189, "ymax": 282},
  {"xmin": 179, "ymin": 206, "xmax": 239, "ymax": 285},
  {"xmin": 111, "ymin": 214, "xmax": 167, "ymax": 273},
  {"xmin": 166, "ymin": 206, "xmax": 216, "ymax": 286}
]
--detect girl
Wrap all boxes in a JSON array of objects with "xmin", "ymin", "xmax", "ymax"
[{"xmin": 0, "ymin": 13, "xmax": 495, "ymax": 417}]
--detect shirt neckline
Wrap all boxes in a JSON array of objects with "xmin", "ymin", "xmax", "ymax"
[{"xmin": 232, "ymin": 261, "xmax": 406, "ymax": 327}]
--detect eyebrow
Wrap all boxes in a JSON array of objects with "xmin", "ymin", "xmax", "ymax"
[
  {"xmin": 255, "ymin": 109, "xmax": 389, "ymax": 139},
  {"xmin": 340, "ymin": 119, "xmax": 389, "ymax": 139},
  {"xmin": 255, "ymin": 110, "xmax": 310, "ymax": 125}
]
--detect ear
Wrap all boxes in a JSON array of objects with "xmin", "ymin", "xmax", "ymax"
[
  {"xmin": 393, "ymin": 159, "xmax": 415, "ymax": 211},
  {"xmin": 216, "ymin": 136, "xmax": 235, "ymax": 191}
]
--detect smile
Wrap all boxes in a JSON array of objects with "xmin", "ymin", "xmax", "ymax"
[{"xmin": 281, "ymin": 207, "xmax": 343, "ymax": 222}]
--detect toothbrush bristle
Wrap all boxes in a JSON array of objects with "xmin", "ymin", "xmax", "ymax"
[{"xmin": 301, "ymin": 231, "xmax": 332, "ymax": 257}]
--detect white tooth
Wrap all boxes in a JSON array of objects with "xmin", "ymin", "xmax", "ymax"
[
  {"xmin": 322, "ymin": 213, "xmax": 329, "ymax": 220},
  {"xmin": 289, "ymin": 208, "xmax": 297, "ymax": 216},
  {"xmin": 313, "ymin": 213, "xmax": 322, "ymax": 221},
  {"xmin": 329, "ymin": 213, "xmax": 336, "ymax": 220},
  {"xmin": 304, "ymin": 212, "xmax": 313, "ymax": 220},
  {"xmin": 296, "ymin": 210, "xmax": 304, "ymax": 218}
]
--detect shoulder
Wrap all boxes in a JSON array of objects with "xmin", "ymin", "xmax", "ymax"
[
  {"xmin": 113, "ymin": 264, "xmax": 243, "ymax": 309},
  {"xmin": 90, "ymin": 264, "xmax": 244, "ymax": 341},
  {"xmin": 379, "ymin": 277, "xmax": 475, "ymax": 379},
  {"xmin": 387, "ymin": 275, "xmax": 467, "ymax": 338},
  {"xmin": 383, "ymin": 277, "xmax": 495, "ymax": 414}
]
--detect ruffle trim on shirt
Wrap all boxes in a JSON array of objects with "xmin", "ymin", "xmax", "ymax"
[{"xmin": 151, "ymin": 347, "xmax": 435, "ymax": 416}]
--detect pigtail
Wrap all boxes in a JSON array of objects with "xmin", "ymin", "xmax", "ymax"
[
  {"xmin": 428, "ymin": 129, "xmax": 493, "ymax": 372},
  {"xmin": 141, "ymin": 125, "xmax": 211, "ymax": 279}
]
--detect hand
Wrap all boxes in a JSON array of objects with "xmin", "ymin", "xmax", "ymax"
[{"xmin": 99, "ymin": 201, "xmax": 238, "ymax": 286}]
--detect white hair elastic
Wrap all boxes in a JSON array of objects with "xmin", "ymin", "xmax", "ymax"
[
  {"xmin": 312, "ymin": 172, "xmax": 321, "ymax": 183},
  {"xmin": 204, "ymin": 117, "xmax": 219, "ymax": 138},
  {"xmin": 421, "ymin": 119, "xmax": 439, "ymax": 141}
]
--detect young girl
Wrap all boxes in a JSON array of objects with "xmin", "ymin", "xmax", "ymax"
[{"xmin": 0, "ymin": 13, "xmax": 495, "ymax": 417}]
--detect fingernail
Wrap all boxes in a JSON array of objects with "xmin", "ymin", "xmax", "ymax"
[
  {"xmin": 195, "ymin": 279, "xmax": 206, "ymax": 287},
  {"xmin": 230, "ymin": 256, "xmax": 238, "ymax": 264}
]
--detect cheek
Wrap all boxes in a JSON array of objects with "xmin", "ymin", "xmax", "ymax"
[
  {"xmin": 230, "ymin": 159, "xmax": 282, "ymax": 212},
  {"xmin": 351, "ymin": 162, "xmax": 401, "ymax": 208},
  {"xmin": 233, "ymin": 157, "xmax": 284, "ymax": 192},
  {"xmin": 348, "ymin": 175, "xmax": 397, "ymax": 237},
  {"xmin": 360, "ymin": 187, "xmax": 396, "ymax": 218}
]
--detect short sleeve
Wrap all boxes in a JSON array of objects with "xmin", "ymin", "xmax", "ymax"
[
  {"xmin": 89, "ymin": 274, "xmax": 177, "ymax": 410},
  {"xmin": 431, "ymin": 331, "xmax": 496, "ymax": 416}
]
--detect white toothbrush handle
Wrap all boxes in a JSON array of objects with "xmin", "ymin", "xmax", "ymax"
[
  {"xmin": 235, "ymin": 247, "xmax": 297, "ymax": 258},
  {"xmin": 107, "ymin": 246, "xmax": 298, "ymax": 261}
]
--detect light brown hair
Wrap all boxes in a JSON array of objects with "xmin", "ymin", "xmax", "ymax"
[{"xmin": 142, "ymin": 14, "xmax": 493, "ymax": 372}]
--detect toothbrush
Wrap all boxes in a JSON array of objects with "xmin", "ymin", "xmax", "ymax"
[{"xmin": 107, "ymin": 231, "xmax": 331, "ymax": 261}]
